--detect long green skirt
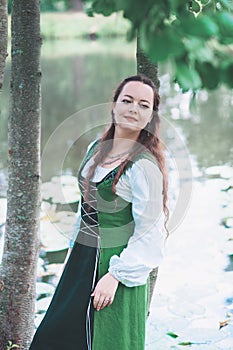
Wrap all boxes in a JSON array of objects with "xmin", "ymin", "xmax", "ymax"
[
  {"xmin": 29, "ymin": 241, "xmax": 148, "ymax": 350},
  {"xmin": 93, "ymin": 245, "xmax": 148, "ymax": 350}
]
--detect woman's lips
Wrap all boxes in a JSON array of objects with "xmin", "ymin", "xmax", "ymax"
[{"xmin": 124, "ymin": 116, "xmax": 138, "ymax": 122}]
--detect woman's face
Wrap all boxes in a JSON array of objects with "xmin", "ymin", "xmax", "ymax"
[{"xmin": 113, "ymin": 81, "xmax": 154, "ymax": 133}]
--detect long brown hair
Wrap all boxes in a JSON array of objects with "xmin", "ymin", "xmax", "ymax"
[{"xmin": 84, "ymin": 74, "xmax": 169, "ymax": 230}]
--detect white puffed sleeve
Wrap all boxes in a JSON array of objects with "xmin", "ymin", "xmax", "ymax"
[{"xmin": 108, "ymin": 158, "xmax": 165, "ymax": 287}]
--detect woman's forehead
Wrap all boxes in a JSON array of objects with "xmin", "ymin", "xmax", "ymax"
[{"xmin": 120, "ymin": 81, "xmax": 154, "ymax": 102}]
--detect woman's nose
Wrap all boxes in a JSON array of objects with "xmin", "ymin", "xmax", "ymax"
[{"xmin": 128, "ymin": 102, "xmax": 138, "ymax": 113}]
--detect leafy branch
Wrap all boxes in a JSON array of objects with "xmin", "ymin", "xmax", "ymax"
[{"xmin": 84, "ymin": 0, "xmax": 233, "ymax": 91}]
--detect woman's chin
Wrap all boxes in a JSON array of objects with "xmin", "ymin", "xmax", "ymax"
[{"xmin": 116, "ymin": 123, "xmax": 141, "ymax": 133}]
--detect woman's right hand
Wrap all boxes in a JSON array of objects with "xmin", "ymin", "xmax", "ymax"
[{"xmin": 91, "ymin": 272, "xmax": 119, "ymax": 311}]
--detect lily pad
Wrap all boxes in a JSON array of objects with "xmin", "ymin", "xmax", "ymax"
[
  {"xmin": 41, "ymin": 206, "xmax": 76, "ymax": 229},
  {"xmin": 40, "ymin": 221, "xmax": 70, "ymax": 252},
  {"xmin": 36, "ymin": 296, "xmax": 53, "ymax": 312},
  {"xmin": 36, "ymin": 282, "xmax": 55, "ymax": 298},
  {"xmin": 205, "ymin": 166, "xmax": 233, "ymax": 179},
  {"xmin": 52, "ymin": 175, "xmax": 78, "ymax": 186},
  {"xmin": 177, "ymin": 327, "xmax": 228, "ymax": 344},
  {"xmin": 41, "ymin": 175, "xmax": 81, "ymax": 204},
  {"xmin": 41, "ymin": 201, "xmax": 57, "ymax": 219},
  {"xmin": 40, "ymin": 201, "xmax": 77, "ymax": 251},
  {"xmin": 174, "ymin": 284, "xmax": 218, "ymax": 302},
  {"xmin": 168, "ymin": 298, "xmax": 205, "ymax": 317},
  {"xmin": 37, "ymin": 263, "xmax": 63, "ymax": 278}
]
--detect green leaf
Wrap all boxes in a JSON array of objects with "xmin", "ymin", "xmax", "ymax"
[
  {"xmin": 139, "ymin": 12, "xmax": 164, "ymax": 51},
  {"xmin": 180, "ymin": 13, "xmax": 219, "ymax": 38},
  {"xmin": 215, "ymin": 12, "xmax": 233, "ymax": 44},
  {"xmin": 219, "ymin": 0, "xmax": 233, "ymax": 11},
  {"xmin": 169, "ymin": 0, "xmax": 189, "ymax": 12},
  {"xmin": 175, "ymin": 61, "xmax": 202, "ymax": 91},
  {"xmin": 196, "ymin": 62, "xmax": 220, "ymax": 90},
  {"xmin": 142, "ymin": 27, "xmax": 185, "ymax": 62},
  {"xmin": 85, "ymin": 7, "xmax": 94, "ymax": 17},
  {"xmin": 167, "ymin": 331, "xmax": 179, "ymax": 338},
  {"xmin": 194, "ymin": 15, "xmax": 219, "ymax": 38},
  {"xmin": 91, "ymin": 0, "xmax": 117, "ymax": 16},
  {"xmin": 126, "ymin": 25, "xmax": 137, "ymax": 41},
  {"xmin": 116, "ymin": 0, "xmax": 153, "ymax": 25},
  {"xmin": 184, "ymin": 38, "xmax": 214, "ymax": 62},
  {"xmin": 221, "ymin": 62, "xmax": 233, "ymax": 88},
  {"xmin": 114, "ymin": 0, "xmax": 127, "ymax": 12}
]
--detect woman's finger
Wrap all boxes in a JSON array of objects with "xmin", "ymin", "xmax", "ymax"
[
  {"xmin": 100, "ymin": 297, "xmax": 112, "ymax": 309},
  {"xmin": 95, "ymin": 296, "xmax": 112, "ymax": 311},
  {"xmin": 95, "ymin": 295, "xmax": 105, "ymax": 311},
  {"xmin": 93, "ymin": 293, "xmax": 100, "ymax": 309}
]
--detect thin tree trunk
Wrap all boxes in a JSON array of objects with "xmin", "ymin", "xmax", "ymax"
[
  {"xmin": 136, "ymin": 34, "xmax": 159, "ymax": 316},
  {"xmin": 0, "ymin": 0, "xmax": 8, "ymax": 90},
  {"xmin": 137, "ymin": 35, "xmax": 159, "ymax": 89},
  {"xmin": 0, "ymin": 0, "xmax": 41, "ymax": 349}
]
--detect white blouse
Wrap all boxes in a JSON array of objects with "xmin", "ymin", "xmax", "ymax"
[{"xmin": 71, "ymin": 147, "xmax": 165, "ymax": 287}]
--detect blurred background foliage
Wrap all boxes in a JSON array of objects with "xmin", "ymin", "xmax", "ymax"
[
  {"xmin": 6, "ymin": 0, "xmax": 233, "ymax": 91},
  {"xmin": 83, "ymin": 0, "xmax": 233, "ymax": 91}
]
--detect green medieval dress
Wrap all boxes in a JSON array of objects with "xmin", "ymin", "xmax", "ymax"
[{"xmin": 29, "ymin": 141, "xmax": 163, "ymax": 350}]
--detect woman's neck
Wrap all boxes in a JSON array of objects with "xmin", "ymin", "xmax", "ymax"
[{"xmin": 111, "ymin": 129, "xmax": 139, "ymax": 155}]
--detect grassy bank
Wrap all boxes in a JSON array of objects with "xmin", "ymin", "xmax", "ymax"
[
  {"xmin": 6, "ymin": 12, "xmax": 134, "ymax": 58},
  {"xmin": 40, "ymin": 12, "xmax": 130, "ymax": 40}
]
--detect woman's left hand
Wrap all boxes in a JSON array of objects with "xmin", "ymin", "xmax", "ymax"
[{"xmin": 91, "ymin": 272, "xmax": 119, "ymax": 311}]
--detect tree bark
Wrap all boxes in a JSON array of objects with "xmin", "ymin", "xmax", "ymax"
[
  {"xmin": 0, "ymin": 0, "xmax": 8, "ymax": 91},
  {"xmin": 136, "ymin": 35, "xmax": 159, "ymax": 89},
  {"xmin": 136, "ymin": 34, "xmax": 159, "ymax": 316},
  {"xmin": 0, "ymin": 0, "xmax": 41, "ymax": 349}
]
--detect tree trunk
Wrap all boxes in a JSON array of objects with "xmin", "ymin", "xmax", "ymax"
[
  {"xmin": 136, "ymin": 34, "xmax": 159, "ymax": 316},
  {"xmin": 67, "ymin": 0, "xmax": 83, "ymax": 11},
  {"xmin": 136, "ymin": 35, "xmax": 159, "ymax": 89},
  {"xmin": 0, "ymin": 0, "xmax": 41, "ymax": 349},
  {"xmin": 0, "ymin": 0, "xmax": 8, "ymax": 91}
]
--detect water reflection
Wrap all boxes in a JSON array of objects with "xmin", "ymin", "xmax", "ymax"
[
  {"xmin": 159, "ymin": 66, "xmax": 233, "ymax": 168},
  {"xmin": 0, "ymin": 39, "xmax": 136, "ymax": 173}
]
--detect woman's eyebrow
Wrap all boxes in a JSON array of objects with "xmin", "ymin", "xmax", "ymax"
[{"xmin": 123, "ymin": 94, "xmax": 151, "ymax": 104}]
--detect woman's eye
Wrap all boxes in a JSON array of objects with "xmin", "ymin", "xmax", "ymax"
[
  {"xmin": 140, "ymin": 104, "xmax": 149, "ymax": 109},
  {"xmin": 122, "ymin": 99, "xmax": 131, "ymax": 104}
]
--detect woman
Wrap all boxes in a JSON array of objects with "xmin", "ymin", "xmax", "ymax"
[{"xmin": 29, "ymin": 74, "xmax": 168, "ymax": 350}]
